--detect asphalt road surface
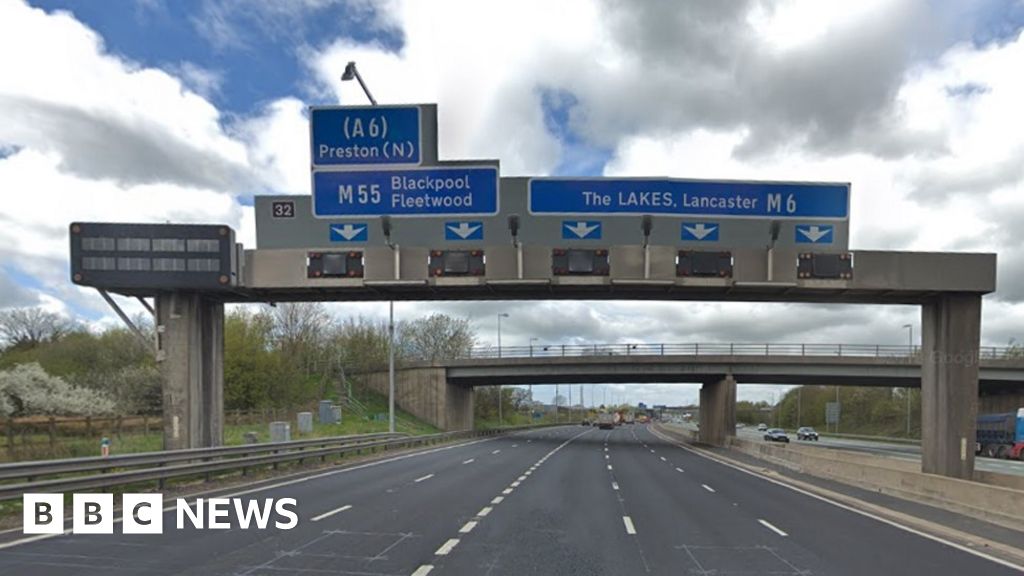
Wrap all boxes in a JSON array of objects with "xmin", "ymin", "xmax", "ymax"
[
  {"xmin": 736, "ymin": 426, "xmax": 1024, "ymax": 477},
  {"xmin": 0, "ymin": 425, "xmax": 1020, "ymax": 575}
]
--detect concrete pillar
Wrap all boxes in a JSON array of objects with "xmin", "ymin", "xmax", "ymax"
[
  {"xmin": 698, "ymin": 374, "xmax": 736, "ymax": 446},
  {"xmin": 156, "ymin": 293, "xmax": 224, "ymax": 450},
  {"xmin": 920, "ymin": 294, "xmax": 981, "ymax": 479},
  {"xmin": 363, "ymin": 367, "xmax": 473, "ymax": 431}
]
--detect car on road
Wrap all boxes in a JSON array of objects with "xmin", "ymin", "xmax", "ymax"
[
  {"xmin": 581, "ymin": 419, "xmax": 590, "ymax": 426},
  {"xmin": 764, "ymin": 428, "xmax": 790, "ymax": 443},
  {"xmin": 797, "ymin": 427, "xmax": 819, "ymax": 441},
  {"xmin": 757, "ymin": 423, "xmax": 768, "ymax": 431}
]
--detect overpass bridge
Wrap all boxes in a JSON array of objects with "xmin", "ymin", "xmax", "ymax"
[
  {"xmin": 365, "ymin": 342, "xmax": 1024, "ymax": 450},
  {"xmin": 443, "ymin": 342, "xmax": 1024, "ymax": 389}
]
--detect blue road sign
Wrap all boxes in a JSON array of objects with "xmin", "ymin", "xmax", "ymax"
[
  {"xmin": 681, "ymin": 222, "xmax": 719, "ymax": 242},
  {"xmin": 329, "ymin": 223, "xmax": 368, "ymax": 242},
  {"xmin": 445, "ymin": 221, "xmax": 483, "ymax": 241},
  {"xmin": 562, "ymin": 220, "xmax": 602, "ymax": 240},
  {"xmin": 529, "ymin": 178, "xmax": 849, "ymax": 220},
  {"xmin": 795, "ymin": 224, "xmax": 834, "ymax": 244},
  {"xmin": 312, "ymin": 166, "xmax": 499, "ymax": 218},
  {"xmin": 310, "ymin": 105, "xmax": 421, "ymax": 167}
]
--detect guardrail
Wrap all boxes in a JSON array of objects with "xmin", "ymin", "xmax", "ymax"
[
  {"xmin": 0, "ymin": 425, "xmax": 563, "ymax": 502},
  {"xmin": 462, "ymin": 343, "xmax": 1024, "ymax": 360},
  {"xmin": 0, "ymin": 432, "xmax": 402, "ymax": 484}
]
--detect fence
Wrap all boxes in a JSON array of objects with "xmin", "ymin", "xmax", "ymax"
[{"xmin": 462, "ymin": 343, "xmax": 1023, "ymax": 360}]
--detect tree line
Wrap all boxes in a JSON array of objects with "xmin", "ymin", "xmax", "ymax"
[
  {"xmin": 737, "ymin": 385, "xmax": 920, "ymax": 437},
  {"xmin": 0, "ymin": 304, "xmax": 477, "ymax": 419}
]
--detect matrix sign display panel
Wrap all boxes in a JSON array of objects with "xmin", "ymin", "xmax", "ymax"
[{"xmin": 70, "ymin": 223, "xmax": 237, "ymax": 291}]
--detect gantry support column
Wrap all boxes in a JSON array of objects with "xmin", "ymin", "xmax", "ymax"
[
  {"xmin": 156, "ymin": 292, "xmax": 224, "ymax": 450},
  {"xmin": 920, "ymin": 293, "xmax": 981, "ymax": 479},
  {"xmin": 699, "ymin": 374, "xmax": 736, "ymax": 446}
]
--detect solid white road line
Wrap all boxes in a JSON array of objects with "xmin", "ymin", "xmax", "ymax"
[
  {"xmin": 310, "ymin": 504, "xmax": 352, "ymax": 522},
  {"xmin": 623, "ymin": 516, "xmax": 637, "ymax": 535},
  {"xmin": 412, "ymin": 565, "xmax": 434, "ymax": 576},
  {"xmin": 646, "ymin": 425, "xmax": 1024, "ymax": 574},
  {"xmin": 435, "ymin": 538, "xmax": 460, "ymax": 555},
  {"xmin": 491, "ymin": 496, "xmax": 505, "ymax": 504},
  {"xmin": 759, "ymin": 519, "xmax": 788, "ymax": 537},
  {"xmin": 459, "ymin": 521, "xmax": 478, "ymax": 534},
  {"xmin": 702, "ymin": 484, "xmax": 716, "ymax": 493},
  {"xmin": 462, "ymin": 458, "xmax": 475, "ymax": 464},
  {"xmin": 414, "ymin": 474, "xmax": 435, "ymax": 483},
  {"xmin": 478, "ymin": 506, "xmax": 493, "ymax": 517}
]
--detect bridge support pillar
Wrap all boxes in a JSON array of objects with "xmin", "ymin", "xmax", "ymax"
[
  {"xmin": 699, "ymin": 374, "xmax": 736, "ymax": 446},
  {"xmin": 364, "ymin": 368, "xmax": 474, "ymax": 431},
  {"xmin": 920, "ymin": 294, "xmax": 981, "ymax": 479},
  {"xmin": 156, "ymin": 293, "xmax": 224, "ymax": 450}
]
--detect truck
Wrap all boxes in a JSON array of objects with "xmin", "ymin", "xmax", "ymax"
[
  {"xmin": 596, "ymin": 412, "xmax": 616, "ymax": 430},
  {"xmin": 975, "ymin": 408, "xmax": 1024, "ymax": 460},
  {"xmin": 623, "ymin": 413, "xmax": 635, "ymax": 425}
]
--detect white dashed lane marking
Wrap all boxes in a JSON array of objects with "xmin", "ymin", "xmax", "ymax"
[
  {"xmin": 462, "ymin": 458, "xmax": 474, "ymax": 464},
  {"xmin": 702, "ymin": 484, "xmax": 716, "ymax": 493},
  {"xmin": 412, "ymin": 565, "xmax": 434, "ymax": 576},
  {"xmin": 435, "ymin": 538, "xmax": 460, "ymax": 555},
  {"xmin": 459, "ymin": 521, "xmax": 477, "ymax": 534},
  {"xmin": 414, "ymin": 474, "xmax": 434, "ymax": 483},
  {"xmin": 623, "ymin": 516, "xmax": 637, "ymax": 535},
  {"xmin": 759, "ymin": 519, "xmax": 788, "ymax": 537},
  {"xmin": 310, "ymin": 504, "xmax": 352, "ymax": 522}
]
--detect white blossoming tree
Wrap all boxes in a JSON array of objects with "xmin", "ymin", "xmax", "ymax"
[{"xmin": 0, "ymin": 363, "xmax": 115, "ymax": 417}]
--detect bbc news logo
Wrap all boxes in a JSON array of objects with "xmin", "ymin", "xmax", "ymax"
[{"xmin": 23, "ymin": 494, "xmax": 298, "ymax": 534}]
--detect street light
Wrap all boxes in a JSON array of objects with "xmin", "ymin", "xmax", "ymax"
[
  {"xmin": 496, "ymin": 313, "xmax": 509, "ymax": 426},
  {"xmin": 340, "ymin": 61, "xmax": 377, "ymax": 105},
  {"xmin": 342, "ymin": 62, "xmax": 393, "ymax": 433},
  {"xmin": 497, "ymin": 313, "xmax": 509, "ymax": 358},
  {"xmin": 903, "ymin": 323, "xmax": 914, "ymax": 437}
]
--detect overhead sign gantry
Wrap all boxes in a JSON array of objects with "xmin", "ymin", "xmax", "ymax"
[{"xmin": 70, "ymin": 100, "xmax": 995, "ymax": 482}]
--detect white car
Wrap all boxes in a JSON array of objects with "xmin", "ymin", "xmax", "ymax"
[{"xmin": 757, "ymin": 423, "xmax": 768, "ymax": 431}]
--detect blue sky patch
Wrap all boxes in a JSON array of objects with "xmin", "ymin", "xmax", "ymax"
[{"xmin": 30, "ymin": 0, "xmax": 403, "ymax": 115}]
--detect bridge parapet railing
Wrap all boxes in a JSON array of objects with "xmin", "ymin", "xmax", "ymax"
[{"xmin": 461, "ymin": 344, "xmax": 1022, "ymax": 361}]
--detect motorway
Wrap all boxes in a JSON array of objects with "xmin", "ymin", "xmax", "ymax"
[
  {"xmin": 0, "ymin": 425, "xmax": 1021, "ymax": 575},
  {"xmin": 735, "ymin": 426, "xmax": 1024, "ymax": 477}
]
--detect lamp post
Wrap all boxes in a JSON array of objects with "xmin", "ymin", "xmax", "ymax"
[
  {"xmin": 342, "ymin": 62, "xmax": 393, "ymax": 433},
  {"xmin": 497, "ymin": 309, "xmax": 509, "ymax": 426},
  {"xmin": 497, "ymin": 313, "xmax": 509, "ymax": 358},
  {"xmin": 903, "ymin": 323, "xmax": 913, "ymax": 437},
  {"xmin": 340, "ymin": 61, "xmax": 377, "ymax": 105}
]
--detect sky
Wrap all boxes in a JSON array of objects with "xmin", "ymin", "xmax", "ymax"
[{"xmin": 2, "ymin": 0, "xmax": 1024, "ymax": 406}]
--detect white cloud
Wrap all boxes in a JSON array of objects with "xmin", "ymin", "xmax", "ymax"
[
  {"xmin": 2, "ymin": 0, "xmax": 1024, "ymax": 411},
  {"xmin": 0, "ymin": 2, "xmax": 250, "ymax": 189}
]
